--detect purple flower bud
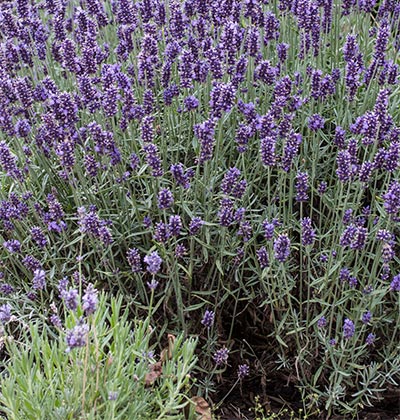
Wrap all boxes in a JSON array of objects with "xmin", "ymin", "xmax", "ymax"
[
  {"xmin": 334, "ymin": 126, "xmax": 347, "ymax": 149},
  {"xmin": 170, "ymin": 163, "xmax": 194, "ymax": 189},
  {"xmin": 143, "ymin": 216, "xmax": 152, "ymax": 229},
  {"xmin": 143, "ymin": 143, "xmax": 163, "ymax": 177},
  {"xmin": 262, "ymin": 219, "xmax": 275, "ymax": 240},
  {"xmin": 382, "ymin": 242, "xmax": 395, "ymax": 264},
  {"xmin": 0, "ymin": 283, "xmax": 14, "ymax": 295},
  {"xmin": 349, "ymin": 276, "xmax": 358, "ymax": 288},
  {"xmin": 316, "ymin": 181, "xmax": 327, "ymax": 195},
  {"xmin": 130, "ymin": 153, "xmax": 140, "ymax": 171},
  {"xmin": 336, "ymin": 150, "xmax": 353, "ymax": 182},
  {"xmin": 281, "ymin": 132, "xmax": 302, "ymax": 172},
  {"xmin": 255, "ymin": 60, "xmax": 278, "ymax": 85},
  {"xmin": 78, "ymin": 206, "xmax": 113, "ymax": 246},
  {"xmin": 263, "ymin": 11, "xmax": 280, "ymax": 43},
  {"xmin": 209, "ymin": 82, "xmax": 236, "ymax": 118},
  {"xmin": 147, "ymin": 279, "xmax": 159, "ymax": 290},
  {"xmin": 194, "ymin": 118, "xmax": 216, "ymax": 164},
  {"xmin": 237, "ymin": 221, "xmax": 252, "ymax": 242},
  {"xmin": 141, "ymin": 116, "xmax": 154, "ymax": 143},
  {"xmin": 50, "ymin": 314, "xmax": 62, "ymax": 328},
  {"xmin": 108, "ymin": 391, "xmax": 118, "ymax": 401},
  {"xmin": 183, "ymin": 95, "xmax": 199, "ymax": 111},
  {"xmin": 221, "ymin": 167, "xmax": 247, "ymax": 198},
  {"xmin": 218, "ymin": 198, "xmax": 234, "ymax": 227},
  {"xmin": 376, "ymin": 229, "xmax": 393, "ymax": 242}
]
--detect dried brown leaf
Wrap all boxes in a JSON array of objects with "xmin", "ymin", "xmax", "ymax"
[
  {"xmin": 144, "ymin": 361, "xmax": 162, "ymax": 386},
  {"xmin": 192, "ymin": 396, "xmax": 212, "ymax": 420}
]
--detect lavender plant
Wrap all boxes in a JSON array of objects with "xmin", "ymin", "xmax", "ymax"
[
  {"xmin": 0, "ymin": 0, "xmax": 399, "ymax": 417},
  {"xmin": 0, "ymin": 294, "xmax": 198, "ymax": 419}
]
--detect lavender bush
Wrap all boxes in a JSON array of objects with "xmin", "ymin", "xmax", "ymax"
[
  {"xmin": 0, "ymin": 0, "xmax": 399, "ymax": 417},
  {"xmin": 0, "ymin": 294, "xmax": 198, "ymax": 419}
]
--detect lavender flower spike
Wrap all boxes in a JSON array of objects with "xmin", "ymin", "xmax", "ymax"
[
  {"xmin": 144, "ymin": 251, "xmax": 162, "ymax": 275},
  {"xmin": 66, "ymin": 322, "xmax": 90, "ymax": 353},
  {"xmin": 343, "ymin": 318, "xmax": 355, "ymax": 339},
  {"xmin": 201, "ymin": 310, "xmax": 215, "ymax": 328},
  {"xmin": 274, "ymin": 234, "xmax": 291, "ymax": 263},
  {"xmin": 82, "ymin": 284, "xmax": 98, "ymax": 315}
]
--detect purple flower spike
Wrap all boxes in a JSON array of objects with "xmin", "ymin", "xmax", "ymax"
[
  {"xmin": 64, "ymin": 289, "xmax": 79, "ymax": 311},
  {"xmin": 296, "ymin": 172, "xmax": 309, "ymax": 202},
  {"xmin": 383, "ymin": 181, "xmax": 400, "ymax": 216},
  {"xmin": 30, "ymin": 226, "xmax": 48, "ymax": 248},
  {"xmin": 274, "ymin": 234, "xmax": 291, "ymax": 263},
  {"xmin": 33, "ymin": 269, "xmax": 46, "ymax": 290},
  {"xmin": 0, "ymin": 304, "xmax": 12, "ymax": 324},
  {"xmin": 157, "ymin": 188, "xmax": 174, "ymax": 210},
  {"xmin": 308, "ymin": 114, "xmax": 325, "ymax": 131},
  {"xmin": 127, "ymin": 248, "xmax": 142, "ymax": 272},
  {"xmin": 343, "ymin": 318, "xmax": 355, "ymax": 339},
  {"xmin": 390, "ymin": 274, "xmax": 400, "ymax": 291},
  {"xmin": 82, "ymin": 284, "xmax": 98, "ymax": 315},
  {"xmin": 317, "ymin": 316, "xmax": 327, "ymax": 328},
  {"xmin": 169, "ymin": 215, "xmax": 182, "ymax": 236},
  {"xmin": 4, "ymin": 239, "xmax": 21, "ymax": 253},
  {"xmin": 366, "ymin": 333, "xmax": 376, "ymax": 346},
  {"xmin": 237, "ymin": 364, "xmax": 250, "ymax": 379},
  {"xmin": 300, "ymin": 219, "xmax": 316, "ymax": 246},
  {"xmin": 213, "ymin": 347, "xmax": 229, "ymax": 366},
  {"xmin": 189, "ymin": 217, "xmax": 204, "ymax": 236},
  {"xmin": 66, "ymin": 322, "xmax": 89, "ymax": 353},
  {"xmin": 260, "ymin": 136, "xmax": 277, "ymax": 167},
  {"xmin": 256, "ymin": 247, "xmax": 269, "ymax": 269},
  {"xmin": 201, "ymin": 310, "xmax": 215, "ymax": 328},
  {"xmin": 144, "ymin": 251, "xmax": 162, "ymax": 275},
  {"xmin": 362, "ymin": 311, "xmax": 372, "ymax": 324}
]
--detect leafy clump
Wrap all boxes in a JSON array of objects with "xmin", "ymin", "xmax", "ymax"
[{"xmin": 0, "ymin": 295, "xmax": 198, "ymax": 420}]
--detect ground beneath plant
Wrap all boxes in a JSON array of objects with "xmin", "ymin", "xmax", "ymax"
[{"xmin": 214, "ymin": 378, "xmax": 400, "ymax": 419}]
